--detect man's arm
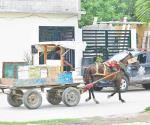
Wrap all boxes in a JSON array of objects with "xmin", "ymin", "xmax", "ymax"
[{"xmin": 64, "ymin": 60, "xmax": 73, "ymax": 67}]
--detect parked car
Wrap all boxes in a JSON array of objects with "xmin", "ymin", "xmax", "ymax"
[{"xmin": 82, "ymin": 50, "xmax": 150, "ymax": 92}]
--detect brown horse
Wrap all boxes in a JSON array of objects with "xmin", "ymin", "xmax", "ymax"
[{"xmin": 83, "ymin": 52, "xmax": 134, "ymax": 104}]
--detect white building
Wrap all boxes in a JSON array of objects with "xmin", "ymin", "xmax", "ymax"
[{"xmin": 0, "ymin": 0, "xmax": 83, "ymax": 78}]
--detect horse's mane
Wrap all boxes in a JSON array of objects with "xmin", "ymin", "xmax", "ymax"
[{"xmin": 120, "ymin": 52, "xmax": 133, "ymax": 64}]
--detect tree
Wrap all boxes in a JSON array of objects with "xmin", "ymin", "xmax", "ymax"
[
  {"xmin": 80, "ymin": 0, "xmax": 137, "ymax": 27},
  {"xmin": 24, "ymin": 51, "xmax": 32, "ymax": 65},
  {"xmin": 121, "ymin": 0, "xmax": 137, "ymax": 20},
  {"xmin": 136, "ymin": 0, "xmax": 150, "ymax": 22}
]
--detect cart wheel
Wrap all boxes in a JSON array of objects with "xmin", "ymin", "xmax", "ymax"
[
  {"xmin": 46, "ymin": 89, "xmax": 62, "ymax": 105},
  {"xmin": 23, "ymin": 90, "xmax": 42, "ymax": 109},
  {"xmin": 7, "ymin": 89, "xmax": 23, "ymax": 107},
  {"xmin": 62, "ymin": 87, "xmax": 80, "ymax": 107}
]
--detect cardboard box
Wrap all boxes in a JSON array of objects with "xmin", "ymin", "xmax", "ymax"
[
  {"xmin": 48, "ymin": 67, "xmax": 61, "ymax": 81},
  {"xmin": 128, "ymin": 57, "xmax": 137, "ymax": 64},
  {"xmin": 46, "ymin": 60, "xmax": 61, "ymax": 67}
]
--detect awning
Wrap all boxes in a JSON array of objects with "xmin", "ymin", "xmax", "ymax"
[{"xmin": 35, "ymin": 41, "xmax": 87, "ymax": 52}]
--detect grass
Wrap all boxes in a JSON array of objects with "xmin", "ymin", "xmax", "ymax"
[
  {"xmin": 145, "ymin": 106, "xmax": 150, "ymax": 112},
  {"xmin": 0, "ymin": 119, "xmax": 80, "ymax": 125}
]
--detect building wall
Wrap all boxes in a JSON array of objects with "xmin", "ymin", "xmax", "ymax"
[
  {"xmin": 0, "ymin": 0, "xmax": 80, "ymax": 14},
  {"xmin": 135, "ymin": 24, "xmax": 149, "ymax": 48},
  {"xmin": 0, "ymin": 12, "xmax": 82, "ymax": 78}
]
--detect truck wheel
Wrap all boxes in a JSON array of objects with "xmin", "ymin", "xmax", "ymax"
[
  {"xmin": 23, "ymin": 90, "xmax": 42, "ymax": 109},
  {"xmin": 62, "ymin": 87, "xmax": 80, "ymax": 107},
  {"xmin": 120, "ymin": 76, "xmax": 129, "ymax": 92},
  {"xmin": 142, "ymin": 84, "xmax": 150, "ymax": 90},
  {"xmin": 46, "ymin": 89, "xmax": 62, "ymax": 105},
  {"xmin": 7, "ymin": 89, "xmax": 23, "ymax": 107}
]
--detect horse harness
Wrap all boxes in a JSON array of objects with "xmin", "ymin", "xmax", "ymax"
[{"xmin": 94, "ymin": 62, "xmax": 121, "ymax": 76}]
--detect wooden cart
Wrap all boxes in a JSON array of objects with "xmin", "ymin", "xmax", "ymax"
[
  {"xmin": 0, "ymin": 78, "xmax": 83, "ymax": 109},
  {"xmin": 0, "ymin": 71, "xmax": 119, "ymax": 109},
  {"xmin": 0, "ymin": 42, "xmax": 86, "ymax": 109}
]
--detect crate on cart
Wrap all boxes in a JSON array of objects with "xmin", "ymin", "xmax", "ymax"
[{"xmin": 17, "ymin": 65, "xmax": 73, "ymax": 86}]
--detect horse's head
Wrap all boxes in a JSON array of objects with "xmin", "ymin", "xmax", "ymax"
[{"xmin": 120, "ymin": 52, "xmax": 134, "ymax": 66}]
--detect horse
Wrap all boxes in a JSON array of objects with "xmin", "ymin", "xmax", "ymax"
[{"xmin": 83, "ymin": 52, "xmax": 134, "ymax": 104}]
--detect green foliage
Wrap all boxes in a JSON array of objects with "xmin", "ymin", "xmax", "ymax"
[
  {"xmin": 94, "ymin": 47, "xmax": 104, "ymax": 63},
  {"xmin": 80, "ymin": 0, "xmax": 137, "ymax": 27},
  {"xmin": 136, "ymin": 0, "xmax": 150, "ymax": 22},
  {"xmin": 145, "ymin": 106, "xmax": 150, "ymax": 112},
  {"xmin": 0, "ymin": 119, "xmax": 80, "ymax": 125},
  {"xmin": 96, "ymin": 55, "xmax": 104, "ymax": 63}
]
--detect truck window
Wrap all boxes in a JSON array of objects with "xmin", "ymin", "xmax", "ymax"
[
  {"xmin": 147, "ymin": 52, "xmax": 150, "ymax": 63},
  {"xmin": 137, "ymin": 53, "xmax": 146, "ymax": 64}
]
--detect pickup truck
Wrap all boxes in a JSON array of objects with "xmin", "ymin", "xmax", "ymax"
[
  {"xmin": 82, "ymin": 50, "xmax": 150, "ymax": 92},
  {"xmin": 127, "ymin": 50, "xmax": 150, "ymax": 90}
]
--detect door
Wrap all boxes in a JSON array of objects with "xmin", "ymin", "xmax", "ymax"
[{"xmin": 129, "ymin": 53, "xmax": 147, "ymax": 77}]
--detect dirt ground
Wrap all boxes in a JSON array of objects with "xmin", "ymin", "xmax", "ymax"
[
  {"xmin": 63, "ymin": 112, "xmax": 150, "ymax": 125},
  {"xmin": 101, "ymin": 112, "xmax": 150, "ymax": 125}
]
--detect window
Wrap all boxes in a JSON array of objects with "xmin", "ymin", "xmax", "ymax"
[
  {"xmin": 39, "ymin": 52, "xmax": 44, "ymax": 64},
  {"xmin": 137, "ymin": 53, "xmax": 147, "ymax": 64},
  {"xmin": 39, "ymin": 26, "xmax": 74, "ymax": 42}
]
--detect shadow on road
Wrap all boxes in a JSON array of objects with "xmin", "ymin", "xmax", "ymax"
[{"xmin": 96, "ymin": 85, "xmax": 147, "ymax": 93}]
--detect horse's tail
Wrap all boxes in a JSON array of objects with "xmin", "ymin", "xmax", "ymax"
[{"xmin": 83, "ymin": 66, "xmax": 91, "ymax": 85}]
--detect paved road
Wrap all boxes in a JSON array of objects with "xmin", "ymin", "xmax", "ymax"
[
  {"xmin": 0, "ymin": 90, "xmax": 150, "ymax": 121},
  {"xmin": 113, "ymin": 122, "xmax": 150, "ymax": 125}
]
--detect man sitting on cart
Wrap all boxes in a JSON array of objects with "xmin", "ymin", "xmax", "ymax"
[{"xmin": 49, "ymin": 46, "xmax": 73, "ymax": 70}]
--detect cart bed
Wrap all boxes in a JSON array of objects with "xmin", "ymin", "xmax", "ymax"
[{"xmin": 0, "ymin": 78, "xmax": 82, "ymax": 90}]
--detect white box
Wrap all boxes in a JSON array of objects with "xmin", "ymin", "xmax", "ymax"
[
  {"xmin": 40, "ymin": 68, "xmax": 48, "ymax": 78},
  {"xmin": 46, "ymin": 60, "xmax": 61, "ymax": 67},
  {"xmin": 18, "ymin": 66, "xmax": 29, "ymax": 79}
]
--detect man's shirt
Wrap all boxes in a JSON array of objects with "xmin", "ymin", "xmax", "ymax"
[{"xmin": 50, "ymin": 52, "xmax": 60, "ymax": 60}]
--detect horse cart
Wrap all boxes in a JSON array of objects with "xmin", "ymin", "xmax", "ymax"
[
  {"xmin": 0, "ymin": 70, "xmax": 119, "ymax": 109},
  {"xmin": 0, "ymin": 42, "xmax": 132, "ymax": 109},
  {"xmin": 0, "ymin": 42, "xmax": 86, "ymax": 109},
  {"xmin": 0, "ymin": 78, "xmax": 84, "ymax": 109}
]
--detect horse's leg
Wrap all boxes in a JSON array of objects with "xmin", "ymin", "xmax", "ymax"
[
  {"xmin": 85, "ymin": 89, "xmax": 91, "ymax": 102},
  {"xmin": 107, "ymin": 82, "xmax": 125, "ymax": 102},
  {"xmin": 107, "ymin": 91, "xmax": 117, "ymax": 98},
  {"xmin": 115, "ymin": 79, "xmax": 125, "ymax": 103},
  {"xmin": 90, "ymin": 76, "xmax": 99, "ymax": 104},
  {"xmin": 91, "ymin": 88, "xmax": 99, "ymax": 104},
  {"xmin": 118, "ymin": 88, "xmax": 125, "ymax": 103},
  {"xmin": 117, "ymin": 74, "xmax": 126, "ymax": 103},
  {"xmin": 107, "ymin": 81, "xmax": 117, "ymax": 98}
]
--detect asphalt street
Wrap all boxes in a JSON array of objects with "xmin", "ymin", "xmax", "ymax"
[{"xmin": 0, "ymin": 89, "xmax": 150, "ymax": 122}]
